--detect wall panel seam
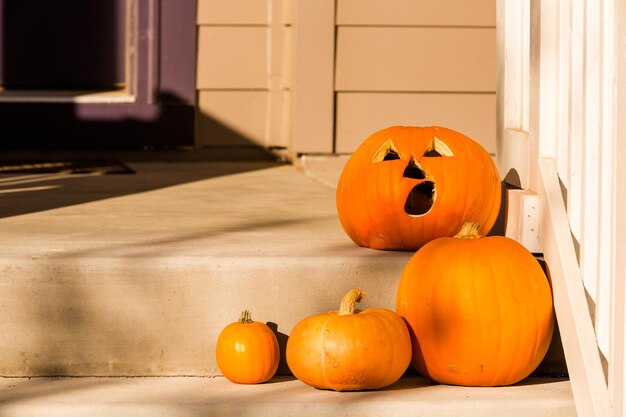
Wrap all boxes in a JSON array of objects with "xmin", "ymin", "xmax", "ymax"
[
  {"xmin": 336, "ymin": 24, "xmax": 496, "ymax": 29},
  {"xmin": 335, "ymin": 90, "xmax": 496, "ymax": 94},
  {"xmin": 196, "ymin": 88, "xmax": 270, "ymax": 92},
  {"xmin": 196, "ymin": 23, "xmax": 269, "ymax": 28}
]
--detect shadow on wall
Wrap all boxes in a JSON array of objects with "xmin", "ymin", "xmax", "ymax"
[{"xmin": 0, "ymin": 88, "xmax": 279, "ymax": 152}]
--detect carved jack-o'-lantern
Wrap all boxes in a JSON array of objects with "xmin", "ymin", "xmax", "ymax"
[{"xmin": 336, "ymin": 126, "xmax": 501, "ymax": 250}]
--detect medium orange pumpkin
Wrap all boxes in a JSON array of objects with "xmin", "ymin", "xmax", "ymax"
[
  {"xmin": 336, "ymin": 126, "xmax": 501, "ymax": 250},
  {"xmin": 216, "ymin": 310, "xmax": 280, "ymax": 384},
  {"xmin": 396, "ymin": 222, "xmax": 555, "ymax": 386},
  {"xmin": 286, "ymin": 289, "xmax": 412, "ymax": 391}
]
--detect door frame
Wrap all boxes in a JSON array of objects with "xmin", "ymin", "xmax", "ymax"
[{"xmin": 0, "ymin": 0, "xmax": 197, "ymax": 149}]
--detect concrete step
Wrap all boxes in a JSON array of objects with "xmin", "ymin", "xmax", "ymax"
[
  {"xmin": 0, "ymin": 160, "xmax": 574, "ymax": 414},
  {"xmin": 0, "ymin": 160, "xmax": 567, "ymax": 381},
  {"xmin": 0, "ymin": 161, "xmax": 413, "ymax": 376},
  {"xmin": 0, "ymin": 376, "xmax": 576, "ymax": 417}
]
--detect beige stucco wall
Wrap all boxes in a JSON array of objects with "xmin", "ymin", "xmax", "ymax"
[{"xmin": 195, "ymin": 0, "xmax": 496, "ymax": 155}]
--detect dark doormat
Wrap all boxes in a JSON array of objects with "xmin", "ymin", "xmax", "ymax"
[{"xmin": 0, "ymin": 159, "xmax": 135, "ymax": 174}]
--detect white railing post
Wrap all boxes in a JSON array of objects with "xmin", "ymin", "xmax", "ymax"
[
  {"xmin": 538, "ymin": 159, "xmax": 613, "ymax": 417},
  {"xmin": 499, "ymin": 0, "xmax": 625, "ymax": 415}
]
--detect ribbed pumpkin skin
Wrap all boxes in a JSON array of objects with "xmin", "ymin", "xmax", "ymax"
[
  {"xmin": 216, "ymin": 318, "xmax": 279, "ymax": 384},
  {"xmin": 286, "ymin": 306, "xmax": 412, "ymax": 391},
  {"xmin": 336, "ymin": 126, "xmax": 501, "ymax": 250},
  {"xmin": 396, "ymin": 234, "xmax": 555, "ymax": 386}
]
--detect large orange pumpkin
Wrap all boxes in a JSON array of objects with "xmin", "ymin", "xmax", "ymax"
[
  {"xmin": 286, "ymin": 289, "xmax": 412, "ymax": 391},
  {"xmin": 216, "ymin": 310, "xmax": 280, "ymax": 384},
  {"xmin": 336, "ymin": 126, "xmax": 501, "ymax": 250},
  {"xmin": 396, "ymin": 222, "xmax": 555, "ymax": 386}
]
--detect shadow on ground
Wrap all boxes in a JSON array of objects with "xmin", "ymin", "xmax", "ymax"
[{"xmin": 0, "ymin": 160, "xmax": 283, "ymax": 218}]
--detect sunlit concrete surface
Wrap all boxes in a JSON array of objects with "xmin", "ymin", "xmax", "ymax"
[
  {"xmin": 0, "ymin": 161, "xmax": 575, "ymax": 415},
  {"xmin": 0, "ymin": 376, "xmax": 576, "ymax": 417},
  {"xmin": 0, "ymin": 162, "xmax": 412, "ymax": 376}
]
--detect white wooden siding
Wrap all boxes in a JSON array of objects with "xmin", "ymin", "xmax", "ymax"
[{"xmin": 498, "ymin": 0, "xmax": 626, "ymax": 415}]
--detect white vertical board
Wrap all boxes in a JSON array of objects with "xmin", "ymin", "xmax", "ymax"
[
  {"xmin": 503, "ymin": 0, "xmax": 530, "ymax": 131},
  {"xmin": 497, "ymin": 0, "xmax": 532, "ymax": 191},
  {"xmin": 505, "ymin": 189, "xmax": 541, "ymax": 252},
  {"xmin": 537, "ymin": 0, "xmax": 558, "ymax": 160},
  {"xmin": 556, "ymin": 0, "xmax": 571, "ymax": 190},
  {"xmin": 567, "ymin": 0, "xmax": 584, "ymax": 243},
  {"xmin": 610, "ymin": 0, "xmax": 626, "ymax": 415},
  {"xmin": 580, "ymin": 0, "xmax": 601, "ymax": 307},
  {"xmin": 598, "ymin": 0, "xmax": 617, "ymax": 381},
  {"xmin": 585, "ymin": 0, "xmax": 610, "ymax": 367}
]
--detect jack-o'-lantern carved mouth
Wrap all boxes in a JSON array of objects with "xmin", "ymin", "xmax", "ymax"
[
  {"xmin": 370, "ymin": 136, "xmax": 453, "ymax": 217},
  {"xmin": 404, "ymin": 181, "xmax": 436, "ymax": 217}
]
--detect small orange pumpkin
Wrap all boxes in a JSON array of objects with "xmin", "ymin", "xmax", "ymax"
[
  {"xmin": 336, "ymin": 126, "xmax": 501, "ymax": 250},
  {"xmin": 286, "ymin": 289, "xmax": 412, "ymax": 391},
  {"xmin": 396, "ymin": 222, "xmax": 555, "ymax": 386},
  {"xmin": 216, "ymin": 310, "xmax": 280, "ymax": 384}
]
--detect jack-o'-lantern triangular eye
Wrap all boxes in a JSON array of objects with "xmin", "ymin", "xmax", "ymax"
[
  {"xmin": 423, "ymin": 136, "xmax": 454, "ymax": 157},
  {"xmin": 371, "ymin": 139, "xmax": 402, "ymax": 162}
]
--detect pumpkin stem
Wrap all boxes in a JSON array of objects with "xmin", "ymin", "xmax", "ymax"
[
  {"xmin": 338, "ymin": 289, "xmax": 365, "ymax": 316},
  {"xmin": 454, "ymin": 221, "xmax": 482, "ymax": 239},
  {"xmin": 238, "ymin": 309, "xmax": 253, "ymax": 323}
]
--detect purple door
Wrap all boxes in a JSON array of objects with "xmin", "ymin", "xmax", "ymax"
[{"xmin": 0, "ymin": 0, "xmax": 197, "ymax": 148}]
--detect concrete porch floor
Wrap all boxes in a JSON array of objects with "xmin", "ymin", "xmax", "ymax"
[
  {"xmin": 0, "ymin": 375, "xmax": 575, "ymax": 417},
  {"xmin": 0, "ymin": 158, "xmax": 575, "ymax": 415}
]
